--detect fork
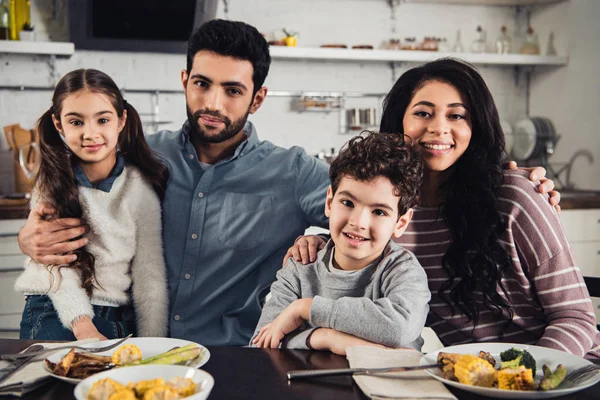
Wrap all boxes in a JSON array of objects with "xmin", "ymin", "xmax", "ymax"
[
  {"xmin": 562, "ymin": 364, "xmax": 600, "ymax": 385},
  {"xmin": 0, "ymin": 334, "xmax": 133, "ymax": 360}
]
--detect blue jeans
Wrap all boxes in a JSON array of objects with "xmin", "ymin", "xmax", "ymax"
[{"xmin": 19, "ymin": 295, "xmax": 136, "ymax": 340}]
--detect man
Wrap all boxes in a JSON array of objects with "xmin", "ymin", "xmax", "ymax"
[{"xmin": 17, "ymin": 20, "xmax": 330, "ymax": 346}]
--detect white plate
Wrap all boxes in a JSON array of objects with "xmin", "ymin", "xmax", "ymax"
[
  {"xmin": 513, "ymin": 118, "xmax": 537, "ymax": 160},
  {"xmin": 420, "ymin": 343, "xmax": 600, "ymax": 399},
  {"xmin": 44, "ymin": 337, "xmax": 210, "ymax": 384},
  {"xmin": 73, "ymin": 365, "xmax": 214, "ymax": 400},
  {"xmin": 500, "ymin": 120, "xmax": 514, "ymax": 156}
]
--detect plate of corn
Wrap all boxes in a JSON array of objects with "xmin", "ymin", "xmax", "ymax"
[
  {"xmin": 44, "ymin": 337, "xmax": 210, "ymax": 384},
  {"xmin": 73, "ymin": 364, "xmax": 214, "ymax": 400},
  {"xmin": 420, "ymin": 343, "xmax": 600, "ymax": 399}
]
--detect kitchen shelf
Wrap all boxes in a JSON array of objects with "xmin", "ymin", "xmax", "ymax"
[
  {"xmin": 0, "ymin": 41, "xmax": 75, "ymax": 57},
  {"xmin": 405, "ymin": 0, "xmax": 566, "ymax": 5},
  {"xmin": 270, "ymin": 46, "xmax": 567, "ymax": 66}
]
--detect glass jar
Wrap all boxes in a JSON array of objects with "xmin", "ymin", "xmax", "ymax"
[{"xmin": 495, "ymin": 25, "xmax": 512, "ymax": 54}]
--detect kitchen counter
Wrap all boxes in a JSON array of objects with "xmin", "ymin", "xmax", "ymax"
[
  {"xmin": 0, "ymin": 198, "xmax": 29, "ymax": 220},
  {"xmin": 559, "ymin": 192, "xmax": 600, "ymax": 210}
]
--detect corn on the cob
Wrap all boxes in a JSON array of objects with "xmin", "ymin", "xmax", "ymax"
[
  {"xmin": 453, "ymin": 355, "xmax": 496, "ymax": 388},
  {"xmin": 108, "ymin": 388, "xmax": 137, "ymax": 400},
  {"xmin": 167, "ymin": 376, "xmax": 196, "ymax": 397},
  {"xmin": 142, "ymin": 385, "xmax": 181, "ymax": 400},
  {"xmin": 130, "ymin": 378, "xmax": 165, "ymax": 397},
  {"xmin": 497, "ymin": 366, "xmax": 534, "ymax": 390},
  {"xmin": 111, "ymin": 344, "xmax": 143, "ymax": 366},
  {"xmin": 87, "ymin": 378, "xmax": 126, "ymax": 400}
]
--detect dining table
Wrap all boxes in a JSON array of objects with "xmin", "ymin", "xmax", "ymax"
[{"xmin": 1, "ymin": 339, "xmax": 599, "ymax": 399}]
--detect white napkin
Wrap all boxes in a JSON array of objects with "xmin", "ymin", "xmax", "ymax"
[
  {"xmin": 0, "ymin": 339, "xmax": 99, "ymax": 397},
  {"xmin": 346, "ymin": 346, "xmax": 457, "ymax": 400}
]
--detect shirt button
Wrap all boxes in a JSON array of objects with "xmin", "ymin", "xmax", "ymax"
[
  {"xmin": 185, "ymin": 273, "xmax": 191, "ymax": 280},
  {"xmin": 188, "ymin": 154, "xmax": 194, "ymax": 159},
  {"xmin": 198, "ymin": 192, "xmax": 204, "ymax": 198},
  {"xmin": 191, "ymin": 233, "xmax": 198, "ymax": 239},
  {"xmin": 174, "ymin": 315, "xmax": 180, "ymax": 321}
]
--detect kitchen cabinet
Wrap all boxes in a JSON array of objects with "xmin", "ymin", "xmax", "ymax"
[
  {"xmin": 0, "ymin": 219, "xmax": 26, "ymax": 338},
  {"xmin": 560, "ymin": 209, "xmax": 600, "ymax": 322}
]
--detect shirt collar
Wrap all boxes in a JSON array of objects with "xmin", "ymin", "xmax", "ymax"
[
  {"xmin": 180, "ymin": 120, "xmax": 259, "ymax": 164},
  {"xmin": 73, "ymin": 152, "xmax": 125, "ymax": 193}
]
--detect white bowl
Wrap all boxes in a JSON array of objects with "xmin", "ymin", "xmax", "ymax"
[{"xmin": 74, "ymin": 365, "xmax": 214, "ymax": 400}]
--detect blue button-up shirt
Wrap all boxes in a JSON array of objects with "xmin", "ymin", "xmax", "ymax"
[{"xmin": 146, "ymin": 121, "xmax": 329, "ymax": 346}]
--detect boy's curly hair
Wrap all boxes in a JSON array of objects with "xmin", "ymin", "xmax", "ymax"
[{"xmin": 329, "ymin": 131, "xmax": 423, "ymax": 216}]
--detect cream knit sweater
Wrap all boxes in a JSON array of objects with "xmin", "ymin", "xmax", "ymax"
[{"xmin": 15, "ymin": 165, "xmax": 168, "ymax": 337}]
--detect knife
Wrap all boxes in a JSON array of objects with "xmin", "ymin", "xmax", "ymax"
[
  {"xmin": 0, "ymin": 345, "xmax": 44, "ymax": 385},
  {"xmin": 287, "ymin": 363, "xmax": 441, "ymax": 380}
]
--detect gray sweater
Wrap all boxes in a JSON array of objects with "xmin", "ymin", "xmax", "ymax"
[{"xmin": 251, "ymin": 240, "xmax": 431, "ymax": 350}]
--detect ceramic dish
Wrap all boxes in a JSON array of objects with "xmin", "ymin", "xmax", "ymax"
[
  {"xmin": 420, "ymin": 343, "xmax": 600, "ymax": 399},
  {"xmin": 513, "ymin": 118, "xmax": 538, "ymax": 160},
  {"xmin": 73, "ymin": 365, "xmax": 214, "ymax": 400},
  {"xmin": 45, "ymin": 337, "xmax": 210, "ymax": 384}
]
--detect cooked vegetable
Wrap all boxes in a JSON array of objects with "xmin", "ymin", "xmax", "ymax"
[
  {"xmin": 539, "ymin": 364, "xmax": 567, "ymax": 391},
  {"xmin": 142, "ymin": 385, "xmax": 181, "ymax": 400},
  {"xmin": 129, "ymin": 344, "xmax": 201, "ymax": 366},
  {"xmin": 54, "ymin": 348, "xmax": 76, "ymax": 376},
  {"xmin": 87, "ymin": 378, "xmax": 126, "ymax": 400},
  {"xmin": 499, "ymin": 348, "xmax": 536, "ymax": 376},
  {"xmin": 111, "ymin": 344, "xmax": 142, "ymax": 365},
  {"xmin": 454, "ymin": 355, "xmax": 496, "ymax": 388},
  {"xmin": 108, "ymin": 389, "xmax": 137, "ymax": 400},
  {"xmin": 129, "ymin": 378, "xmax": 166, "ymax": 397},
  {"xmin": 497, "ymin": 366, "xmax": 534, "ymax": 390},
  {"xmin": 167, "ymin": 376, "xmax": 196, "ymax": 397}
]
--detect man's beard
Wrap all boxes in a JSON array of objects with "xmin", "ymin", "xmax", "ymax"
[{"xmin": 186, "ymin": 104, "xmax": 251, "ymax": 144}]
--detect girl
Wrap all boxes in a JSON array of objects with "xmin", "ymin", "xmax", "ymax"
[
  {"xmin": 15, "ymin": 69, "xmax": 169, "ymax": 340},
  {"xmin": 288, "ymin": 59, "xmax": 600, "ymax": 358}
]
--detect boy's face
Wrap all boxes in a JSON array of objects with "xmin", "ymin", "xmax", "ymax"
[
  {"xmin": 325, "ymin": 175, "xmax": 412, "ymax": 271},
  {"xmin": 181, "ymin": 50, "xmax": 267, "ymax": 144}
]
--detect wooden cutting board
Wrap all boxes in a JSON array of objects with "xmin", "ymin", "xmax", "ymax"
[{"xmin": 2, "ymin": 124, "xmax": 37, "ymax": 193}]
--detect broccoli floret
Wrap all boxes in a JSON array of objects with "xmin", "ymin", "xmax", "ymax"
[
  {"xmin": 521, "ymin": 350, "xmax": 536, "ymax": 376},
  {"xmin": 499, "ymin": 348, "xmax": 537, "ymax": 376},
  {"xmin": 500, "ymin": 354, "xmax": 523, "ymax": 370},
  {"xmin": 500, "ymin": 347, "xmax": 523, "ymax": 362}
]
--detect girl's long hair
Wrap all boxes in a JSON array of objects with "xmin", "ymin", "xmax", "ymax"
[
  {"xmin": 36, "ymin": 69, "xmax": 169, "ymax": 297},
  {"xmin": 379, "ymin": 59, "xmax": 514, "ymax": 328}
]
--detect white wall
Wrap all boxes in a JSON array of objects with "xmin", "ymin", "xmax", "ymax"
[
  {"xmin": 530, "ymin": 0, "xmax": 600, "ymax": 190},
  {"xmin": 0, "ymin": 0, "xmax": 576, "ymax": 164}
]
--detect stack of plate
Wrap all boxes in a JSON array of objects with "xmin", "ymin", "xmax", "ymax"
[
  {"xmin": 512, "ymin": 117, "xmax": 557, "ymax": 161},
  {"xmin": 500, "ymin": 120, "xmax": 514, "ymax": 156}
]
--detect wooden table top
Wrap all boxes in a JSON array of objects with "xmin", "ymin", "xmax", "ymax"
[{"xmin": 1, "ymin": 339, "xmax": 599, "ymax": 400}]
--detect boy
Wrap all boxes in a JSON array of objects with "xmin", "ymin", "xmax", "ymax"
[{"xmin": 251, "ymin": 131, "xmax": 430, "ymax": 354}]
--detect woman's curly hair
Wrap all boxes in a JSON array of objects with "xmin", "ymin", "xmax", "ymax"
[
  {"xmin": 329, "ymin": 131, "xmax": 423, "ymax": 217},
  {"xmin": 379, "ymin": 59, "xmax": 514, "ymax": 329}
]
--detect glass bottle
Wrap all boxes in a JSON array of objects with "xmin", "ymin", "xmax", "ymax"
[
  {"xmin": 520, "ymin": 26, "xmax": 540, "ymax": 55},
  {"xmin": 546, "ymin": 31, "xmax": 557, "ymax": 56},
  {"xmin": 0, "ymin": 0, "xmax": 9, "ymax": 40},
  {"xmin": 471, "ymin": 25, "xmax": 487, "ymax": 53},
  {"xmin": 453, "ymin": 29, "xmax": 464, "ymax": 53},
  {"xmin": 495, "ymin": 25, "xmax": 512, "ymax": 54}
]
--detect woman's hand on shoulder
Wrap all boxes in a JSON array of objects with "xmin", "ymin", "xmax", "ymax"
[
  {"xmin": 506, "ymin": 161, "xmax": 561, "ymax": 213},
  {"xmin": 282, "ymin": 235, "xmax": 327, "ymax": 266}
]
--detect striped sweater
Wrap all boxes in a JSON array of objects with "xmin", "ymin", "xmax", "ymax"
[{"xmin": 397, "ymin": 170, "xmax": 600, "ymax": 359}]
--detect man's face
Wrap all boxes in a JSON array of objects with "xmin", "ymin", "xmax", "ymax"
[{"xmin": 181, "ymin": 51, "xmax": 266, "ymax": 144}]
